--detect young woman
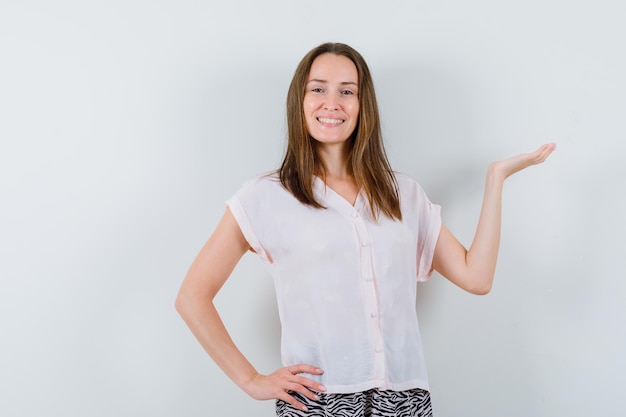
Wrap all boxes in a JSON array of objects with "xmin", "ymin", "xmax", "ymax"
[{"xmin": 176, "ymin": 42, "xmax": 555, "ymax": 416}]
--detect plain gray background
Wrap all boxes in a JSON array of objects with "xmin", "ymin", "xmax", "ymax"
[{"xmin": 1, "ymin": 1, "xmax": 624, "ymax": 416}]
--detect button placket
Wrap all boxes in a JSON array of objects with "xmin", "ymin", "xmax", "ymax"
[{"xmin": 352, "ymin": 208, "xmax": 387, "ymax": 383}]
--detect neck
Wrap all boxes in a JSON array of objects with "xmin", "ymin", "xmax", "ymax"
[{"xmin": 316, "ymin": 142, "xmax": 352, "ymax": 180}]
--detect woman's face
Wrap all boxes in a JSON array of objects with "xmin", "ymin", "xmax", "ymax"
[{"xmin": 303, "ymin": 53, "xmax": 359, "ymax": 147}]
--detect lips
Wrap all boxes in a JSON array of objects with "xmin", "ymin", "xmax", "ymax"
[{"xmin": 317, "ymin": 117, "xmax": 344, "ymax": 125}]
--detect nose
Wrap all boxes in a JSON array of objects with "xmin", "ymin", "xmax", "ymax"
[{"xmin": 324, "ymin": 94, "xmax": 339, "ymax": 111}]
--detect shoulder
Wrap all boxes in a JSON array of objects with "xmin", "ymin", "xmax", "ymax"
[
  {"xmin": 393, "ymin": 171, "xmax": 424, "ymax": 193},
  {"xmin": 231, "ymin": 171, "xmax": 291, "ymax": 205},
  {"xmin": 393, "ymin": 171, "xmax": 414, "ymax": 185},
  {"xmin": 393, "ymin": 171, "xmax": 435, "ymax": 208},
  {"xmin": 237, "ymin": 171, "xmax": 283, "ymax": 193}
]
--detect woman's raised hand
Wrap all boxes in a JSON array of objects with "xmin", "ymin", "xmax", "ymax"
[
  {"xmin": 489, "ymin": 143, "xmax": 557, "ymax": 181},
  {"xmin": 431, "ymin": 142, "xmax": 557, "ymax": 294},
  {"xmin": 243, "ymin": 364, "xmax": 326, "ymax": 412}
]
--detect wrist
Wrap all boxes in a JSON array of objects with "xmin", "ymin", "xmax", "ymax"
[{"xmin": 239, "ymin": 371, "xmax": 262, "ymax": 396}]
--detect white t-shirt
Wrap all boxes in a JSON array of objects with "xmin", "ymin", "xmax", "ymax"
[{"xmin": 227, "ymin": 172, "xmax": 441, "ymax": 394}]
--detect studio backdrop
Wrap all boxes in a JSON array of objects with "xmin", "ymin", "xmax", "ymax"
[{"xmin": 1, "ymin": 1, "xmax": 624, "ymax": 416}]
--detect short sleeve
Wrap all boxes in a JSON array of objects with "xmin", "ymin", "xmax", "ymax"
[
  {"xmin": 226, "ymin": 179, "xmax": 273, "ymax": 264},
  {"xmin": 416, "ymin": 199, "xmax": 441, "ymax": 282},
  {"xmin": 396, "ymin": 173, "xmax": 442, "ymax": 282}
]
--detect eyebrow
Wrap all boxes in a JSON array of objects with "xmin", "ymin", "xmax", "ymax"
[{"xmin": 306, "ymin": 79, "xmax": 358, "ymax": 87}]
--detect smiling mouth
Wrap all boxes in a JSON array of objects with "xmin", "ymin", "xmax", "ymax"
[{"xmin": 317, "ymin": 117, "xmax": 344, "ymax": 125}]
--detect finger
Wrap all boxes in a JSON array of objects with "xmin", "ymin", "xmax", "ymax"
[
  {"xmin": 535, "ymin": 146, "xmax": 555, "ymax": 163},
  {"xmin": 285, "ymin": 382, "xmax": 321, "ymax": 402},
  {"xmin": 528, "ymin": 143, "xmax": 556, "ymax": 165},
  {"xmin": 291, "ymin": 374, "xmax": 327, "ymax": 392},
  {"xmin": 538, "ymin": 143, "xmax": 556, "ymax": 157},
  {"xmin": 288, "ymin": 364, "xmax": 324, "ymax": 376},
  {"xmin": 286, "ymin": 365, "xmax": 326, "ymax": 393},
  {"xmin": 277, "ymin": 391, "xmax": 309, "ymax": 412}
]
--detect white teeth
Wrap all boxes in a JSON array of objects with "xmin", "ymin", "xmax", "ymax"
[{"xmin": 318, "ymin": 117, "xmax": 343, "ymax": 124}]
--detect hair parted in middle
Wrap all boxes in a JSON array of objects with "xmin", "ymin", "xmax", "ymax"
[{"xmin": 279, "ymin": 42, "xmax": 402, "ymax": 221}]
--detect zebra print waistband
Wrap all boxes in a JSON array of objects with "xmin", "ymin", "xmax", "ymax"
[{"xmin": 276, "ymin": 387, "xmax": 432, "ymax": 417}]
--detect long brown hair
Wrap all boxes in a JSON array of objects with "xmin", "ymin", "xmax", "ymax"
[{"xmin": 279, "ymin": 42, "xmax": 402, "ymax": 221}]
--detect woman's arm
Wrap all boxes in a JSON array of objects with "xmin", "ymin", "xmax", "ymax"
[
  {"xmin": 175, "ymin": 208, "xmax": 324, "ymax": 412},
  {"xmin": 432, "ymin": 143, "xmax": 556, "ymax": 294}
]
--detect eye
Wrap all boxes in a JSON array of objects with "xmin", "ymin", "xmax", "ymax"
[
  {"xmin": 311, "ymin": 87, "xmax": 324, "ymax": 93},
  {"xmin": 341, "ymin": 89, "xmax": 355, "ymax": 96}
]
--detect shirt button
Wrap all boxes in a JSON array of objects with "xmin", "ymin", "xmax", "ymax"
[
  {"xmin": 361, "ymin": 241, "xmax": 368, "ymax": 247},
  {"xmin": 352, "ymin": 212, "xmax": 358, "ymax": 218},
  {"xmin": 375, "ymin": 346, "xmax": 383, "ymax": 353},
  {"xmin": 370, "ymin": 312, "xmax": 377, "ymax": 318},
  {"xmin": 364, "ymin": 275, "xmax": 373, "ymax": 282}
]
